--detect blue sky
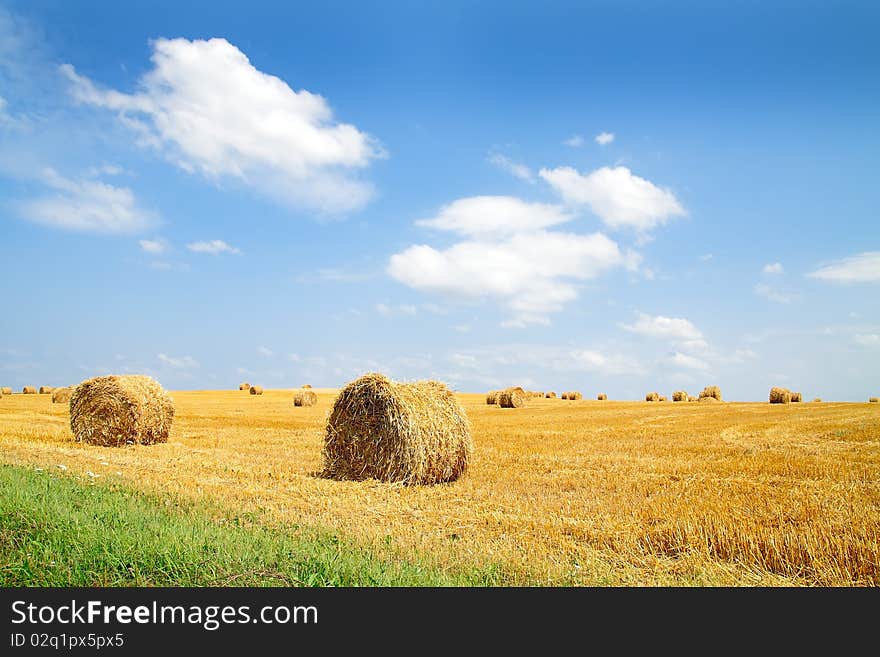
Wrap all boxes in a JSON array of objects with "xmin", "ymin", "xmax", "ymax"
[{"xmin": 1, "ymin": 1, "xmax": 878, "ymax": 400}]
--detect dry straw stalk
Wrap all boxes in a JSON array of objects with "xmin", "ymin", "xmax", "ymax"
[
  {"xmin": 69, "ymin": 375, "xmax": 174, "ymax": 447},
  {"xmin": 293, "ymin": 389, "xmax": 318, "ymax": 407},
  {"xmin": 322, "ymin": 372, "xmax": 472, "ymax": 485}
]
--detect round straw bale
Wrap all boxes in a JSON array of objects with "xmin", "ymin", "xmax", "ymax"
[
  {"xmin": 293, "ymin": 389, "xmax": 318, "ymax": 407},
  {"xmin": 672, "ymin": 390, "xmax": 688, "ymax": 402},
  {"xmin": 812, "ymin": 398, "xmax": 822, "ymax": 403},
  {"xmin": 769, "ymin": 387, "xmax": 791, "ymax": 404},
  {"xmin": 1, "ymin": 387, "xmax": 11, "ymax": 395},
  {"xmin": 597, "ymin": 393, "xmax": 607, "ymax": 400},
  {"xmin": 239, "ymin": 382, "xmax": 251, "ymax": 391},
  {"xmin": 698, "ymin": 396, "xmax": 720, "ymax": 403},
  {"xmin": 869, "ymin": 397, "xmax": 879, "ymax": 403},
  {"xmin": 658, "ymin": 395, "xmax": 668, "ymax": 402},
  {"xmin": 499, "ymin": 387, "xmax": 526, "ymax": 408},
  {"xmin": 69, "ymin": 375, "xmax": 174, "ymax": 446},
  {"xmin": 249, "ymin": 385, "xmax": 264, "ymax": 395},
  {"xmin": 790, "ymin": 391, "xmax": 803, "ymax": 403},
  {"xmin": 563, "ymin": 391, "xmax": 582, "ymax": 400},
  {"xmin": 39, "ymin": 386, "xmax": 54, "ymax": 394},
  {"xmin": 486, "ymin": 390, "xmax": 499, "ymax": 404},
  {"xmin": 22, "ymin": 386, "xmax": 36, "ymax": 394},
  {"xmin": 699, "ymin": 385, "xmax": 722, "ymax": 401},
  {"xmin": 302, "ymin": 384, "xmax": 313, "ymax": 389},
  {"xmin": 645, "ymin": 392, "xmax": 659, "ymax": 402},
  {"xmin": 688, "ymin": 395, "xmax": 697, "ymax": 402},
  {"xmin": 545, "ymin": 391, "xmax": 557, "ymax": 398},
  {"xmin": 51, "ymin": 386, "xmax": 74, "ymax": 404},
  {"xmin": 322, "ymin": 373, "xmax": 472, "ymax": 485}
]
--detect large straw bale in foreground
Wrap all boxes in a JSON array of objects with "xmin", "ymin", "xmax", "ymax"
[
  {"xmin": 51, "ymin": 386, "xmax": 74, "ymax": 404},
  {"xmin": 249, "ymin": 385, "xmax": 264, "ymax": 395},
  {"xmin": 699, "ymin": 385, "xmax": 722, "ymax": 402},
  {"xmin": 769, "ymin": 387, "xmax": 791, "ymax": 404},
  {"xmin": 69, "ymin": 375, "xmax": 174, "ymax": 447},
  {"xmin": 22, "ymin": 386, "xmax": 36, "ymax": 394},
  {"xmin": 672, "ymin": 390, "xmax": 688, "ymax": 402},
  {"xmin": 322, "ymin": 373, "xmax": 472, "ymax": 485},
  {"xmin": 293, "ymin": 389, "xmax": 318, "ymax": 407},
  {"xmin": 498, "ymin": 387, "xmax": 526, "ymax": 408}
]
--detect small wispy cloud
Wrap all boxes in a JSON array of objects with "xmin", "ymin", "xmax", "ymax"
[
  {"xmin": 376, "ymin": 303, "xmax": 418, "ymax": 318},
  {"xmin": 699, "ymin": 253, "xmax": 713, "ymax": 262},
  {"xmin": 762, "ymin": 262, "xmax": 783, "ymax": 274},
  {"xmin": 754, "ymin": 283, "xmax": 797, "ymax": 304},
  {"xmin": 186, "ymin": 239, "xmax": 241, "ymax": 255},
  {"xmin": 808, "ymin": 252, "xmax": 880, "ymax": 283},
  {"xmin": 595, "ymin": 132, "xmax": 615, "ymax": 146},
  {"xmin": 563, "ymin": 134, "xmax": 585, "ymax": 148},
  {"xmin": 487, "ymin": 152, "xmax": 534, "ymax": 183},
  {"xmin": 257, "ymin": 346, "xmax": 273, "ymax": 357},
  {"xmin": 139, "ymin": 238, "xmax": 167, "ymax": 254},
  {"xmin": 158, "ymin": 353, "xmax": 198, "ymax": 368},
  {"xmin": 854, "ymin": 334, "xmax": 880, "ymax": 347}
]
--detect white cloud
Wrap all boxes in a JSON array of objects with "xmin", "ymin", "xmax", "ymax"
[
  {"xmin": 595, "ymin": 132, "xmax": 615, "ymax": 146},
  {"xmin": 808, "ymin": 252, "xmax": 880, "ymax": 283},
  {"xmin": 61, "ymin": 37, "xmax": 383, "ymax": 214},
  {"xmin": 139, "ymin": 238, "xmax": 167, "ymax": 254},
  {"xmin": 563, "ymin": 135, "xmax": 585, "ymax": 148},
  {"xmin": 669, "ymin": 352, "xmax": 710, "ymax": 371},
  {"xmin": 699, "ymin": 253, "xmax": 713, "ymax": 262},
  {"xmin": 390, "ymin": 228, "xmax": 639, "ymax": 327},
  {"xmin": 158, "ymin": 353, "xmax": 198, "ymax": 368},
  {"xmin": 569, "ymin": 349, "xmax": 642, "ymax": 376},
  {"xmin": 17, "ymin": 168, "xmax": 154, "ymax": 233},
  {"xmin": 86, "ymin": 164, "xmax": 125, "ymax": 177},
  {"xmin": 762, "ymin": 262, "xmax": 784, "ymax": 274},
  {"xmin": 288, "ymin": 353, "xmax": 301, "ymax": 362},
  {"xmin": 257, "ymin": 346, "xmax": 273, "ymax": 357},
  {"xmin": 854, "ymin": 334, "xmax": 880, "ymax": 347},
  {"xmin": 376, "ymin": 303, "xmax": 418, "ymax": 318},
  {"xmin": 415, "ymin": 196, "xmax": 571, "ymax": 237},
  {"xmin": 539, "ymin": 165, "xmax": 685, "ymax": 233},
  {"xmin": 621, "ymin": 312, "xmax": 703, "ymax": 341},
  {"xmin": 487, "ymin": 153, "xmax": 534, "ymax": 183},
  {"xmin": 754, "ymin": 283, "xmax": 797, "ymax": 304},
  {"xmin": 186, "ymin": 239, "xmax": 241, "ymax": 255}
]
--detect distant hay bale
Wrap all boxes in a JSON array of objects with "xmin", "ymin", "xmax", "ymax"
[
  {"xmin": 672, "ymin": 390, "xmax": 688, "ymax": 402},
  {"xmin": 302, "ymin": 384, "xmax": 313, "ymax": 389},
  {"xmin": 791, "ymin": 392, "xmax": 803, "ymax": 403},
  {"xmin": 39, "ymin": 386, "xmax": 54, "ymax": 394},
  {"xmin": 769, "ymin": 387, "xmax": 791, "ymax": 404},
  {"xmin": 562, "ymin": 391, "xmax": 582, "ymax": 400},
  {"xmin": 499, "ymin": 387, "xmax": 526, "ymax": 408},
  {"xmin": 699, "ymin": 385, "xmax": 722, "ymax": 401},
  {"xmin": 249, "ymin": 385, "xmax": 264, "ymax": 395},
  {"xmin": 545, "ymin": 391, "xmax": 557, "ymax": 398},
  {"xmin": 69, "ymin": 375, "xmax": 174, "ymax": 447},
  {"xmin": 659, "ymin": 395, "xmax": 668, "ymax": 402},
  {"xmin": 688, "ymin": 395, "xmax": 697, "ymax": 402},
  {"xmin": 531, "ymin": 391, "xmax": 545, "ymax": 398},
  {"xmin": 869, "ymin": 397, "xmax": 879, "ymax": 403},
  {"xmin": 812, "ymin": 398, "xmax": 822, "ymax": 403},
  {"xmin": 1, "ymin": 387, "xmax": 11, "ymax": 395},
  {"xmin": 698, "ymin": 396, "xmax": 720, "ymax": 403},
  {"xmin": 597, "ymin": 393, "xmax": 607, "ymax": 400},
  {"xmin": 51, "ymin": 387, "xmax": 74, "ymax": 404},
  {"xmin": 322, "ymin": 372, "xmax": 472, "ymax": 485},
  {"xmin": 645, "ymin": 392, "xmax": 659, "ymax": 402},
  {"xmin": 293, "ymin": 389, "xmax": 318, "ymax": 407},
  {"xmin": 486, "ymin": 390, "xmax": 500, "ymax": 404},
  {"xmin": 22, "ymin": 386, "xmax": 37, "ymax": 394},
  {"xmin": 239, "ymin": 382, "xmax": 251, "ymax": 391}
]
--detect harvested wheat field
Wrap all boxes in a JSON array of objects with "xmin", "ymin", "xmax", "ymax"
[{"xmin": 1, "ymin": 390, "xmax": 879, "ymax": 586}]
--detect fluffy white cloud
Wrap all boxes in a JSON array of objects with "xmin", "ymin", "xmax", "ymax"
[
  {"xmin": 808, "ymin": 252, "xmax": 880, "ymax": 283},
  {"xmin": 415, "ymin": 196, "xmax": 571, "ymax": 237},
  {"xmin": 595, "ymin": 132, "xmax": 615, "ymax": 145},
  {"xmin": 670, "ymin": 352, "xmax": 709, "ymax": 371},
  {"xmin": 158, "ymin": 353, "xmax": 198, "ymax": 368},
  {"xmin": 763, "ymin": 262, "xmax": 784, "ymax": 274},
  {"xmin": 563, "ymin": 135, "xmax": 585, "ymax": 148},
  {"xmin": 754, "ymin": 283, "xmax": 796, "ymax": 304},
  {"xmin": 621, "ymin": 312, "xmax": 703, "ymax": 341},
  {"xmin": 390, "ymin": 228, "xmax": 638, "ymax": 326},
  {"xmin": 139, "ymin": 238, "xmax": 167, "ymax": 254},
  {"xmin": 539, "ymin": 165, "xmax": 685, "ymax": 233},
  {"xmin": 61, "ymin": 37, "xmax": 382, "ymax": 213},
  {"xmin": 487, "ymin": 153, "xmax": 534, "ymax": 182},
  {"xmin": 17, "ymin": 168, "xmax": 154, "ymax": 233},
  {"xmin": 187, "ymin": 239, "xmax": 241, "ymax": 255}
]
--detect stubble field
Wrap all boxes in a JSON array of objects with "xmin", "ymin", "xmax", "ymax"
[{"xmin": 1, "ymin": 389, "xmax": 878, "ymax": 586}]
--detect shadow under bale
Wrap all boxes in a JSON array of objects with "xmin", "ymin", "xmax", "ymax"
[{"xmin": 322, "ymin": 373, "xmax": 472, "ymax": 485}]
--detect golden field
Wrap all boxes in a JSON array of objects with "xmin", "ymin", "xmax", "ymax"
[{"xmin": 1, "ymin": 389, "xmax": 878, "ymax": 586}]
